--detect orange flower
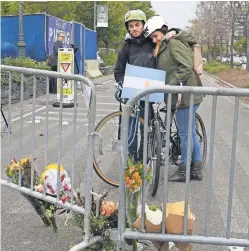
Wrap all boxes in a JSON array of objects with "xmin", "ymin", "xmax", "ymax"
[
  {"xmin": 101, "ymin": 200, "xmax": 116, "ymax": 216},
  {"xmin": 126, "ymin": 178, "xmax": 132, "ymax": 188},
  {"xmin": 132, "ymin": 171, "xmax": 140, "ymax": 180}
]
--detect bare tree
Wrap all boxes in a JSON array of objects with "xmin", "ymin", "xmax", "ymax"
[
  {"xmin": 237, "ymin": 1, "xmax": 249, "ymax": 70},
  {"xmin": 196, "ymin": 2, "xmax": 217, "ymax": 60},
  {"xmin": 195, "ymin": 1, "xmax": 247, "ymax": 68}
]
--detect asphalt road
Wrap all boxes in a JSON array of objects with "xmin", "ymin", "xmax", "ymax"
[{"xmin": 1, "ymin": 74, "xmax": 249, "ymax": 251}]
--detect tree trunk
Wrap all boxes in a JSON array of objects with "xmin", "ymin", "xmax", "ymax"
[
  {"xmin": 103, "ymin": 40, "xmax": 109, "ymax": 51},
  {"xmin": 230, "ymin": 25, "xmax": 235, "ymax": 68},
  {"xmin": 213, "ymin": 37, "xmax": 216, "ymax": 60},
  {"xmin": 247, "ymin": 5, "xmax": 249, "ymax": 71},
  {"xmin": 207, "ymin": 38, "xmax": 211, "ymax": 61},
  {"xmin": 220, "ymin": 36, "xmax": 223, "ymax": 59},
  {"xmin": 226, "ymin": 39, "xmax": 229, "ymax": 57}
]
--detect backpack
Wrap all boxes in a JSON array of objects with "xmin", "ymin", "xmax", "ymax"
[
  {"xmin": 166, "ymin": 30, "xmax": 203, "ymax": 76},
  {"xmin": 192, "ymin": 44, "xmax": 203, "ymax": 76}
]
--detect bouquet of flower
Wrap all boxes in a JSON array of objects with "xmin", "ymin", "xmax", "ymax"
[
  {"xmin": 71, "ymin": 191, "xmax": 118, "ymax": 251},
  {"xmin": 124, "ymin": 158, "xmax": 152, "ymax": 250},
  {"xmin": 5, "ymin": 158, "xmax": 56, "ymax": 229},
  {"xmin": 5, "ymin": 158, "xmax": 79, "ymax": 232}
]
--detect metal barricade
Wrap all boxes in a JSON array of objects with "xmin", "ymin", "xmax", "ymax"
[
  {"xmin": 0, "ymin": 65, "xmax": 101, "ymax": 249},
  {"xmin": 114, "ymin": 85, "xmax": 249, "ymax": 250}
]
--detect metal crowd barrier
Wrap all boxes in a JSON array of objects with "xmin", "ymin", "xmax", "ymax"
[
  {"xmin": 114, "ymin": 85, "xmax": 249, "ymax": 250},
  {"xmin": 0, "ymin": 65, "xmax": 100, "ymax": 249}
]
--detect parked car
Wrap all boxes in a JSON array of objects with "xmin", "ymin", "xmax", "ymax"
[
  {"xmin": 233, "ymin": 56, "xmax": 242, "ymax": 65},
  {"xmin": 241, "ymin": 56, "xmax": 247, "ymax": 64},
  {"xmin": 221, "ymin": 57, "xmax": 229, "ymax": 63}
]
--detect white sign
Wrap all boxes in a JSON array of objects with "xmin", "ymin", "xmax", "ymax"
[
  {"xmin": 57, "ymin": 48, "xmax": 74, "ymax": 103},
  {"xmin": 97, "ymin": 6, "xmax": 108, "ymax": 27}
]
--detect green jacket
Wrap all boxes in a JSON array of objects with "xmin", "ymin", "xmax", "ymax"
[{"xmin": 156, "ymin": 32, "xmax": 203, "ymax": 108}]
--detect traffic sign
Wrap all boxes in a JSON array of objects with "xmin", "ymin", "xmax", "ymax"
[
  {"xmin": 54, "ymin": 48, "xmax": 75, "ymax": 108},
  {"xmin": 61, "ymin": 63, "xmax": 70, "ymax": 72}
]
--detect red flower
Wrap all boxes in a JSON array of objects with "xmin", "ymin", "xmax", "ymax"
[{"xmin": 60, "ymin": 195, "xmax": 71, "ymax": 204}]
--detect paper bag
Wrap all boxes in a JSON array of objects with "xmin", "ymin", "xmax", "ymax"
[
  {"xmin": 132, "ymin": 215, "xmax": 162, "ymax": 233},
  {"xmin": 163, "ymin": 201, "xmax": 195, "ymax": 235}
]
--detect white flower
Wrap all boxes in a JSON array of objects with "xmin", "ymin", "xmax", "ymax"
[{"xmin": 137, "ymin": 204, "xmax": 163, "ymax": 225}]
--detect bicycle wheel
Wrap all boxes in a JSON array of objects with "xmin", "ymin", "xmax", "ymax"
[
  {"xmin": 195, "ymin": 113, "xmax": 207, "ymax": 168},
  {"xmin": 93, "ymin": 111, "xmax": 144, "ymax": 187},
  {"xmin": 148, "ymin": 120, "xmax": 161, "ymax": 197}
]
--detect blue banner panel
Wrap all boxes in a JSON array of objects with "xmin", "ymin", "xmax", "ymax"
[{"xmin": 46, "ymin": 15, "xmax": 72, "ymax": 55}]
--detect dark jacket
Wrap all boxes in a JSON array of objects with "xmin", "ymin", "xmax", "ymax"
[
  {"xmin": 156, "ymin": 36, "xmax": 203, "ymax": 108},
  {"xmin": 114, "ymin": 34, "xmax": 156, "ymax": 84},
  {"xmin": 51, "ymin": 40, "xmax": 64, "ymax": 67},
  {"xmin": 114, "ymin": 28, "xmax": 184, "ymax": 85}
]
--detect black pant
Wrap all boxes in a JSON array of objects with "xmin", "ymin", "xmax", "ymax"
[{"xmin": 50, "ymin": 66, "xmax": 57, "ymax": 94}]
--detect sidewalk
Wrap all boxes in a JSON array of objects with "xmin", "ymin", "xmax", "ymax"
[{"xmin": 92, "ymin": 74, "xmax": 114, "ymax": 86}]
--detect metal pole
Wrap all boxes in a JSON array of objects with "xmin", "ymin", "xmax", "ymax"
[
  {"xmin": 17, "ymin": 1, "xmax": 26, "ymax": 57},
  {"xmin": 94, "ymin": 1, "xmax": 96, "ymax": 31}
]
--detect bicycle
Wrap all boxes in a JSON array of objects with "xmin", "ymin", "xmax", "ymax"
[
  {"xmin": 93, "ymin": 84, "xmax": 207, "ymax": 195},
  {"xmin": 93, "ymin": 84, "xmax": 145, "ymax": 187},
  {"xmin": 148, "ymin": 102, "xmax": 207, "ymax": 196}
]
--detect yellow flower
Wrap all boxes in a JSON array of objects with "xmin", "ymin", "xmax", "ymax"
[
  {"xmin": 8, "ymin": 157, "xmax": 31, "ymax": 172},
  {"xmin": 129, "ymin": 166, "xmax": 135, "ymax": 175}
]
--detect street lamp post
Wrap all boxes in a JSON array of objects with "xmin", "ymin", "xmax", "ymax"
[
  {"xmin": 17, "ymin": 1, "xmax": 26, "ymax": 57},
  {"xmin": 94, "ymin": 1, "xmax": 96, "ymax": 31}
]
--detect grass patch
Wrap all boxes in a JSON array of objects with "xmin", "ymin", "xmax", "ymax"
[
  {"xmin": 1, "ymin": 57, "xmax": 50, "ymax": 85},
  {"xmin": 204, "ymin": 61, "xmax": 231, "ymax": 74},
  {"xmin": 2, "ymin": 57, "xmax": 50, "ymax": 70},
  {"xmin": 99, "ymin": 53, "xmax": 117, "ymax": 66}
]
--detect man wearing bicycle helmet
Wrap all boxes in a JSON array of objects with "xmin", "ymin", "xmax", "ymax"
[
  {"xmin": 144, "ymin": 16, "xmax": 203, "ymax": 182},
  {"xmin": 114, "ymin": 9, "xmax": 155, "ymax": 163},
  {"xmin": 114, "ymin": 9, "xmax": 156, "ymax": 82}
]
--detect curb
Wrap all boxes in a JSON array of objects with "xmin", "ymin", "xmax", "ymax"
[{"xmin": 203, "ymin": 72, "xmax": 236, "ymax": 88}]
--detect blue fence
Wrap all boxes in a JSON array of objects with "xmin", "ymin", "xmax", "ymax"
[
  {"xmin": 1, "ymin": 13, "xmax": 97, "ymax": 74},
  {"xmin": 72, "ymin": 22, "xmax": 86, "ymax": 75},
  {"xmin": 1, "ymin": 14, "xmax": 46, "ymax": 61},
  {"xmin": 85, "ymin": 28, "xmax": 97, "ymax": 60}
]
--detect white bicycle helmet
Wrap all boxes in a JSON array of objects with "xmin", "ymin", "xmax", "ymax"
[{"xmin": 144, "ymin": 16, "xmax": 168, "ymax": 38}]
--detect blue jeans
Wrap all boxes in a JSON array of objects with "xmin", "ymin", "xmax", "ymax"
[
  {"xmin": 175, "ymin": 104, "xmax": 201, "ymax": 166},
  {"xmin": 128, "ymin": 116, "xmax": 144, "ymax": 162},
  {"xmin": 128, "ymin": 101, "xmax": 153, "ymax": 162}
]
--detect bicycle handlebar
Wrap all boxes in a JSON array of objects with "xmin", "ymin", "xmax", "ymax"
[{"xmin": 114, "ymin": 83, "xmax": 128, "ymax": 104}]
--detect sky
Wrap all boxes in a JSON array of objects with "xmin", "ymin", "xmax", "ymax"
[{"xmin": 151, "ymin": 1, "xmax": 198, "ymax": 30}]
